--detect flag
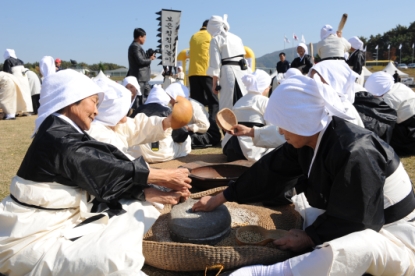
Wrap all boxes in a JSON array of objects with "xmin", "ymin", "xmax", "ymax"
[
  {"xmin": 363, "ymin": 45, "xmax": 367, "ymax": 52},
  {"xmin": 399, "ymin": 44, "xmax": 402, "ymax": 50},
  {"xmin": 375, "ymin": 45, "xmax": 378, "ymax": 50},
  {"xmin": 284, "ymin": 36, "xmax": 290, "ymax": 43},
  {"xmin": 387, "ymin": 44, "xmax": 390, "ymax": 49},
  {"xmin": 293, "ymin": 33, "xmax": 298, "ymax": 41},
  {"xmin": 301, "ymin": 35, "xmax": 305, "ymax": 43}
]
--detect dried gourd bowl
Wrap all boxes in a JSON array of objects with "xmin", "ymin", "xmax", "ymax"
[{"xmin": 142, "ymin": 187, "xmax": 303, "ymax": 272}]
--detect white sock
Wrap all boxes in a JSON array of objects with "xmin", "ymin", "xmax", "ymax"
[{"xmin": 230, "ymin": 260, "xmax": 292, "ymax": 276}]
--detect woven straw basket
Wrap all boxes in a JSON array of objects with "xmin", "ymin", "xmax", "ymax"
[{"xmin": 143, "ymin": 187, "xmax": 303, "ymax": 272}]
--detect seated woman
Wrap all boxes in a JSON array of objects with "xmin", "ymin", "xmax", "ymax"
[
  {"xmin": 0, "ymin": 69, "xmax": 191, "ymax": 275},
  {"xmin": 222, "ymin": 69, "xmax": 285, "ymax": 162},
  {"xmin": 122, "ymin": 75, "xmax": 141, "ymax": 113},
  {"xmin": 290, "ymin": 43, "xmax": 313, "ymax": 74},
  {"xmin": 193, "ymin": 75, "xmax": 415, "ymax": 275},
  {"xmin": 128, "ymin": 85, "xmax": 191, "ymax": 163},
  {"xmin": 0, "ymin": 72, "xmax": 25, "ymax": 120},
  {"xmin": 365, "ymin": 71, "xmax": 415, "ymax": 156},
  {"xmin": 87, "ymin": 73, "xmax": 190, "ymax": 204},
  {"xmin": 165, "ymin": 82, "xmax": 220, "ymax": 148}
]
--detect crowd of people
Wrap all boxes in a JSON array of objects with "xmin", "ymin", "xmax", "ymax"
[{"xmin": 0, "ymin": 14, "xmax": 415, "ymax": 276}]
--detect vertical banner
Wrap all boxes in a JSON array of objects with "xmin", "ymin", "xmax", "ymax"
[{"xmin": 156, "ymin": 9, "xmax": 181, "ymax": 67}]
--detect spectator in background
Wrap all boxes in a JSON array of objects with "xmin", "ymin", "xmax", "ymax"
[
  {"xmin": 55, "ymin": 58, "xmax": 62, "ymax": 72},
  {"xmin": 393, "ymin": 70, "xmax": 401, "ymax": 83},
  {"xmin": 3, "ymin": 49, "xmax": 24, "ymax": 73},
  {"xmin": 276, "ymin": 52, "xmax": 290, "ymax": 74},
  {"xmin": 127, "ymin": 28, "xmax": 155, "ymax": 111},
  {"xmin": 290, "ymin": 43, "xmax": 313, "ymax": 74},
  {"xmin": 188, "ymin": 19, "xmax": 219, "ymax": 122}
]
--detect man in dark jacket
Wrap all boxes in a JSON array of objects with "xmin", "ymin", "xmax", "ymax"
[
  {"xmin": 127, "ymin": 28, "xmax": 155, "ymax": 108},
  {"xmin": 276, "ymin": 52, "xmax": 290, "ymax": 74}
]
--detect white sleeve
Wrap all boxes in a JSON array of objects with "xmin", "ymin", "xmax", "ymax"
[
  {"xmin": 118, "ymin": 114, "xmax": 172, "ymax": 146},
  {"xmin": 187, "ymin": 102, "xmax": 210, "ymax": 133},
  {"xmin": 253, "ymin": 125, "xmax": 286, "ymax": 148},
  {"xmin": 206, "ymin": 38, "xmax": 221, "ymax": 77}
]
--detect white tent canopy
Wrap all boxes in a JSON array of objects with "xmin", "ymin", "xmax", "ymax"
[
  {"xmin": 383, "ymin": 62, "xmax": 408, "ymax": 77},
  {"xmin": 362, "ymin": 66, "xmax": 372, "ymax": 80},
  {"xmin": 149, "ymin": 71, "xmax": 164, "ymax": 86}
]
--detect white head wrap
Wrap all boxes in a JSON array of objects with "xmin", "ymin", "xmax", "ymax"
[
  {"xmin": 297, "ymin": 43, "xmax": 308, "ymax": 56},
  {"xmin": 4, "ymin": 49, "xmax": 17, "ymax": 60},
  {"xmin": 39, "ymin": 56, "xmax": 56, "ymax": 77},
  {"xmin": 122, "ymin": 76, "xmax": 141, "ymax": 96},
  {"xmin": 311, "ymin": 60, "xmax": 359, "ymax": 103},
  {"xmin": 35, "ymin": 69, "xmax": 104, "ymax": 132},
  {"xmin": 93, "ymin": 72, "xmax": 131, "ymax": 127},
  {"xmin": 165, "ymin": 82, "xmax": 189, "ymax": 99},
  {"xmin": 285, "ymin": 68, "xmax": 303, "ymax": 79},
  {"xmin": 241, "ymin": 69, "xmax": 271, "ymax": 94},
  {"xmin": 145, "ymin": 85, "xmax": 171, "ymax": 106},
  {"xmin": 320, "ymin": 25, "xmax": 337, "ymax": 40},
  {"xmin": 177, "ymin": 66, "xmax": 183, "ymax": 71},
  {"xmin": 264, "ymin": 75, "xmax": 353, "ymax": 136},
  {"xmin": 207, "ymin": 15, "xmax": 229, "ymax": 37},
  {"xmin": 348, "ymin": 36, "xmax": 364, "ymax": 50},
  {"xmin": 364, "ymin": 71, "xmax": 394, "ymax": 97}
]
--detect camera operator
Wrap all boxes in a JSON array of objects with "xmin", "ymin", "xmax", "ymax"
[{"xmin": 127, "ymin": 28, "xmax": 155, "ymax": 111}]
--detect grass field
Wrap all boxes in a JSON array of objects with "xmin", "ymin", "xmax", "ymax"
[{"xmin": 1, "ymin": 115, "xmax": 415, "ymax": 201}]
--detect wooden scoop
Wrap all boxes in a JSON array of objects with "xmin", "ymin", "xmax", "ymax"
[
  {"xmin": 216, "ymin": 108, "xmax": 237, "ymax": 132},
  {"xmin": 236, "ymin": 225, "xmax": 288, "ymax": 246}
]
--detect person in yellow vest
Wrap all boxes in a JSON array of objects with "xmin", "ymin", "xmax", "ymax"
[{"xmin": 188, "ymin": 20, "xmax": 219, "ymax": 122}]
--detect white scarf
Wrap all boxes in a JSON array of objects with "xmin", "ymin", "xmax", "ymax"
[
  {"xmin": 39, "ymin": 56, "xmax": 56, "ymax": 78},
  {"xmin": 241, "ymin": 69, "xmax": 271, "ymax": 94},
  {"xmin": 3, "ymin": 49, "xmax": 17, "ymax": 60},
  {"xmin": 320, "ymin": 24, "xmax": 337, "ymax": 40},
  {"xmin": 364, "ymin": 71, "xmax": 394, "ymax": 97},
  {"xmin": 311, "ymin": 60, "xmax": 359, "ymax": 103},
  {"xmin": 122, "ymin": 76, "xmax": 142, "ymax": 96},
  {"xmin": 285, "ymin": 68, "xmax": 303, "ymax": 79},
  {"xmin": 207, "ymin": 14, "xmax": 229, "ymax": 37},
  {"xmin": 145, "ymin": 84, "xmax": 171, "ymax": 106},
  {"xmin": 165, "ymin": 82, "xmax": 189, "ymax": 99},
  {"xmin": 297, "ymin": 43, "xmax": 308, "ymax": 60},
  {"xmin": 264, "ymin": 75, "xmax": 353, "ymax": 136},
  {"xmin": 35, "ymin": 69, "xmax": 104, "ymax": 133},
  {"xmin": 348, "ymin": 36, "xmax": 364, "ymax": 50},
  {"xmin": 93, "ymin": 72, "xmax": 132, "ymax": 127}
]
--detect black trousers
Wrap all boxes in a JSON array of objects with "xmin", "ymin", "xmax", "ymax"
[
  {"xmin": 31, "ymin": 94, "xmax": 40, "ymax": 115},
  {"xmin": 188, "ymin": 76, "xmax": 219, "ymax": 121}
]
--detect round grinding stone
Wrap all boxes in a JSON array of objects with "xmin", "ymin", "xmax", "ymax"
[{"xmin": 168, "ymin": 199, "xmax": 231, "ymax": 245}]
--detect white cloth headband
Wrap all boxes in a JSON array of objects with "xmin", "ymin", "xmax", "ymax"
[
  {"xmin": 297, "ymin": 43, "xmax": 308, "ymax": 55},
  {"xmin": 122, "ymin": 76, "xmax": 141, "ymax": 96},
  {"xmin": 145, "ymin": 85, "xmax": 171, "ymax": 106},
  {"xmin": 364, "ymin": 71, "xmax": 394, "ymax": 97},
  {"xmin": 241, "ymin": 69, "xmax": 271, "ymax": 94},
  {"xmin": 264, "ymin": 75, "xmax": 353, "ymax": 136},
  {"xmin": 93, "ymin": 71, "xmax": 131, "ymax": 127},
  {"xmin": 35, "ymin": 69, "xmax": 104, "ymax": 133},
  {"xmin": 320, "ymin": 24, "xmax": 336, "ymax": 40},
  {"xmin": 165, "ymin": 82, "xmax": 189, "ymax": 100},
  {"xmin": 4, "ymin": 49, "xmax": 17, "ymax": 60},
  {"xmin": 39, "ymin": 56, "xmax": 56, "ymax": 78},
  {"xmin": 207, "ymin": 14, "xmax": 229, "ymax": 37},
  {"xmin": 348, "ymin": 36, "xmax": 364, "ymax": 50}
]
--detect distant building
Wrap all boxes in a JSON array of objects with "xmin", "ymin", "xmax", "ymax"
[{"xmin": 103, "ymin": 67, "xmax": 128, "ymax": 77}]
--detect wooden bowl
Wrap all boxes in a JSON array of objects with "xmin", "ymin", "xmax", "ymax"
[{"xmin": 216, "ymin": 108, "xmax": 237, "ymax": 132}]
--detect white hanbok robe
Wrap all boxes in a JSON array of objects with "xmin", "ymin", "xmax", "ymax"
[
  {"xmin": 87, "ymin": 113, "xmax": 171, "ymax": 160},
  {"xmin": 25, "ymin": 70, "xmax": 41, "ymax": 96},
  {"xmin": 383, "ymin": 83, "xmax": 415, "ymax": 124},
  {"xmin": 207, "ymin": 32, "xmax": 248, "ymax": 110},
  {"xmin": 188, "ymin": 98, "xmax": 210, "ymax": 133},
  {"xmin": 222, "ymin": 92, "xmax": 285, "ymax": 162},
  {"xmin": 11, "ymin": 65, "xmax": 33, "ymax": 112}
]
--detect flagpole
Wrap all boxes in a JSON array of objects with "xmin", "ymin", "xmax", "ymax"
[
  {"xmin": 388, "ymin": 47, "xmax": 390, "ymax": 61},
  {"xmin": 413, "ymin": 44, "xmax": 414, "ymax": 63},
  {"xmin": 377, "ymin": 47, "xmax": 378, "ymax": 66},
  {"xmin": 400, "ymin": 48, "xmax": 401, "ymax": 64}
]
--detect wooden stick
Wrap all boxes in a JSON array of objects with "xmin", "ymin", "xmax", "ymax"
[
  {"xmin": 337, "ymin": 13, "xmax": 348, "ymax": 33},
  {"xmin": 309, "ymin": 42, "xmax": 314, "ymax": 59}
]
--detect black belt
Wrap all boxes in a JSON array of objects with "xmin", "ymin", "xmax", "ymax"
[
  {"xmin": 320, "ymin": 57, "xmax": 345, "ymax": 61},
  {"xmin": 384, "ymin": 189, "xmax": 415, "ymax": 224},
  {"xmin": 222, "ymin": 60, "xmax": 242, "ymax": 66},
  {"xmin": 10, "ymin": 194, "xmax": 70, "ymax": 211},
  {"xmin": 238, "ymin": 121, "xmax": 265, "ymax": 128}
]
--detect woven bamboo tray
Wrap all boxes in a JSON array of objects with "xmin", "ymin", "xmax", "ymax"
[{"xmin": 143, "ymin": 187, "xmax": 302, "ymax": 272}]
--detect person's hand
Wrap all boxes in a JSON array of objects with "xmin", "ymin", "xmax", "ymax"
[
  {"xmin": 150, "ymin": 54, "xmax": 156, "ymax": 60},
  {"xmin": 336, "ymin": 31, "xmax": 342, "ymax": 37},
  {"xmin": 156, "ymin": 168, "xmax": 192, "ymax": 190},
  {"xmin": 192, "ymin": 192, "xmax": 227, "ymax": 212},
  {"xmin": 144, "ymin": 187, "xmax": 190, "ymax": 205},
  {"xmin": 273, "ymin": 229, "xmax": 315, "ymax": 253},
  {"xmin": 228, "ymin": 124, "xmax": 254, "ymax": 137},
  {"xmin": 162, "ymin": 114, "xmax": 172, "ymax": 130}
]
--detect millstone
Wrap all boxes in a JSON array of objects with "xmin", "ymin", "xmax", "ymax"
[{"xmin": 168, "ymin": 199, "xmax": 231, "ymax": 245}]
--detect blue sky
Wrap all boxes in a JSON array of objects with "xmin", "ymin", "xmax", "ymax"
[{"xmin": 1, "ymin": 0, "xmax": 414, "ymax": 70}]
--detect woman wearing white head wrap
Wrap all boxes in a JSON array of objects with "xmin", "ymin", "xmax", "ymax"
[
  {"xmin": 285, "ymin": 68, "xmax": 302, "ymax": 79},
  {"xmin": 0, "ymin": 71, "xmax": 24, "ymax": 119},
  {"xmin": 122, "ymin": 75, "xmax": 142, "ymax": 115},
  {"xmin": 290, "ymin": 43, "xmax": 314, "ymax": 74},
  {"xmin": 346, "ymin": 36, "xmax": 366, "ymax": 85},
  {"xmin": 0, "ymin": 68, "xmax": 192, "ymax": 275},
  {"xmin": 193, "ymin": 74, "xmax": 415, "ymax": 276},
  {"xmin": 222, "ymin": 69, "xmax": 285, "ymax": 162},
  {"xmin": 25, "ymin": 69, "xmax": 41, "ymax": 114},
  {"xmin": 173, "ymin": 66, "xmax": 185, "ymax": 85},
  {"xmin": 165, "ymin": 82, "xmax": 218, "ymax": 148},
  {"xmin": 3, "ymin": 49, "xmax": 24, "ymax": 73},
  {"xmin": 128, "ymin": 84, "xmax": 192, "ymax": 163},
  {"xmin": 39, "ymin": 56, "xmax": 56, "ymax": 79},
  {"xmin": 316, "ymin": 24, "xmax": 351, "ymax": 60},
  {"xmin": 365, "ymin": 71, "xmax": 415, "ymax": 155},
  {"xmin": 310, "ymin": 60, "xmax": 365, "ymax": 128},
  {"xmin": 206, "ymin": 14, "xmax": 248, "ymax": 111}
]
